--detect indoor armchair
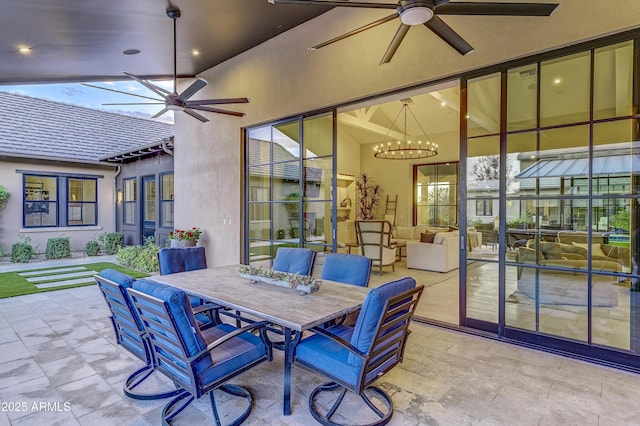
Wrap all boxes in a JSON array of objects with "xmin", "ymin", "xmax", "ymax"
[{"xmin": 355, "ymin": 220, "xmax": 397, "ymax": 274}]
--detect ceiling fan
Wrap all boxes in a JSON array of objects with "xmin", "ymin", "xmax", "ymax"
[
  {"xmin": 84, "ymin": 7, "xmax": 248, "ymax": 123},
  {"xmin": 268, "ymin": 0, "xmax": 559, "ymax": 64}
]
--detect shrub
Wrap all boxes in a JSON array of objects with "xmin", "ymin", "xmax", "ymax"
[
  {"xmin": 99, "ymin": 232, "xmax": 122, "ymax": 255},
  {"xmin": 116, "ymin": 237, "xmax": 159, "ymax": 273},
  {"xmin": 11, "ymin": 237, "xmax": 36, "ymax": 263},
  {"xmin": 85, "ymin": 240, "xmax": 101, "ymax": 256},
  {"xmin": 45, "ymin": 237, "xmax": 71, "ymax": 260}
]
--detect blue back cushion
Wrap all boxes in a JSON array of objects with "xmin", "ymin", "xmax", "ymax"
[
  {"xmin": 350, "ymin": 277, "xmax": 416, "ymax": 361},
  {"xmin": 100, "ymin": 269, "xmax": 135, "ymax": 288},
  {"xmin": 321, "ymin": 253, "xmax": 371, "ymax": 287},
  {"xmin": 132, "ymin": 279, "xmax": 206, "ymax": 359},
  {"xmin": 158, "ymin": 247, "xmax": 207, "ymax": 275},
  {"xmin": 272, "ymin": 247, "xmax": 315, "ymax": 275}
]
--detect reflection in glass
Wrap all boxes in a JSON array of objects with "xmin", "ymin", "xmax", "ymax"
[
  {"xmin": 594, "ymin": 41, "xmax": 633, "ymax": 120},
  {"xmin": 540, "ymin": 51, "xmax": 590, "ymax": 127}
]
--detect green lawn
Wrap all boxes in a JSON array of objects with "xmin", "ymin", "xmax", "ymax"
[{"xmin": 0, "ymin": 262, "xmax": 148, "ymax": 299}]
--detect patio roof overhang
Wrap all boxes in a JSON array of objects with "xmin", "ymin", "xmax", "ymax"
[
  {"xmin": 515, "ymin": 154, "xmax": 640, "ymax": 179},
  {"xmin": 101, "ymin": 137, "xmax": 174, "ymax": 164}
]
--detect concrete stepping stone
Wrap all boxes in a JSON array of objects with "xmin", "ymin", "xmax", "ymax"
[
  {"xmin": 19, "ymin": 266, "xmax": 88, "ymax": 277},
  {"xmin": 35, "ymin": 277, "xmax": 96, "ymax": 289},
  {"xmin": 26, "ymin": 270, "xmax": 98, "ymax": 283}
]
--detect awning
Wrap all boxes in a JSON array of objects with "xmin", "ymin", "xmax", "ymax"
[{"xmin": 515, "ymin": 154, "xmax": 640, "ymax": 179}]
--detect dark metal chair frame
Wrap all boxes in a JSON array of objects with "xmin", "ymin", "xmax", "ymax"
[
  {"xmin": 127, "ymin": 287, "xmax": 273, "ymax": 425},
  {"xmin": 294, "ymin": 284, "xmax": 424, "ymax": 426},
  {"xmin": 95, "ymin": 275, "xmax": 182, "ymax": 400}
]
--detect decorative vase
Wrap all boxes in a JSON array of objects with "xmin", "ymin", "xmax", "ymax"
[{"xmin": 170, "ymin": 239, "xmax": 197, "ymax": 248}]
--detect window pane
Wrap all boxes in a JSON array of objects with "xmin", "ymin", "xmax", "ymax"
[
  {"xmin": 161, "ymin": 174, "xmax": 174, "ymax": 200},
  {"xmin": 160, "ymin": 202, "xmax": 174, "ymax": 228},
  {"xmin": 414, "ymin": 163, "xmax": 459, "ymax": 226},
  {"xmin": 24, "ymin": 176, "xmax": 57, "ymax": 227},
  {"xmin": 594, "ymin": 41, "xmax": 633, "ymax": 120},
  {"xmin": 248, "ymin": 125, "xmax": 272, "ymax": 165},
  {"xmin": 124, "ymin": 178, "xmax": 136, "ymax": 201},
  {"xmin": 540, "ymin": 51, "xmax": 590, "ymax": 127},
  {"xmin": 507, "ymin": 64, "xmax": 538, "ymax": 131},
  {"xmin": 273, "ymin": 161, "xmax": 300, "ymax": 202},
  {"xmin": 468, "ymin": 73, "xmax": 500, "ymax": 138},
  {"xmin": 303, "ymin": 113, "xmax": 333, "ymax": 157},
  {"xmin": 304, "ymin": 157, "xmax": 332, "ymax": 200}
]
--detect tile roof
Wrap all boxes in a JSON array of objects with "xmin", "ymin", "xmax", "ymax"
[{"xmin": 0, "ymin": 91, "xmax": 174, "ymax": 164}]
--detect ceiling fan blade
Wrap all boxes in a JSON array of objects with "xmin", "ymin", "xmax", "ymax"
[
  {"xmin": 123, "ymin": 71, "xmax": 171, "ymax": 98},
  {"xmin": 425, "ymin": 15, "xmax": 474, "ymax": 55},
  {"xmin": 152, "ymin": 107, "xmax": 170, "ymax": 119},
  {"xmin": 436, "ymin": 2, "xmax": 559, "ymax": 16},
  {"xmin": 380, "ymin": 23, "xmax": 410, "ymax": 64},
  {"xmin": 269, "ymin": 0, "xmax": 397, "ymax": 9},
  {"xmin": 176, "ymin": 79, "xmax": 208, "ymax": 102},
  {"xmin": 82, "ymin": 83, "xmax": 163, "ymax": 102},
  {"xmin": 183, "ymin": 108, "xmax": 210, "ymax": 122},
  {"xmin": 185, "ymin": 98, "xmax": 250, "ymax": 107},
  {"xmin": 189, "ymin": 105, "xmax": 246, "ymax": 117},
  {"xmin": 311, "ymin": 13, "xmax": 397, "ymax": 50}
]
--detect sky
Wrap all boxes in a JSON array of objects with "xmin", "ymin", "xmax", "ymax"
[{"xmin": 1, "ymin": 79, "xmax": 175, "ymax": 124}]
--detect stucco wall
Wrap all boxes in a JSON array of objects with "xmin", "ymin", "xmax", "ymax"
[
  {"xmin": 175, "ymin": 0, "xmax": 640, "ymax": 266},
  {"xmin": 0, "ymin": 159, "xmax": 116, "ymax": 254}
]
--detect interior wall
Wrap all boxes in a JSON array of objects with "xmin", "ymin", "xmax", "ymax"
[{"xmin": 175, "ymin": 1, "xmax": 640, "ymax": 266}]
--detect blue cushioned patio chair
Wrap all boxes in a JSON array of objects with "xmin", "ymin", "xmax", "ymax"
[
  {"xmin": 320, "ymin": 253, "xmax": 372, "ymax": 327},
  {"xmin": 272, "ymin": 247, "xmax": 316, "ymax": 276},
  {"xmin": 321, "ymin": 253, "xmax": 372, "ymax": 287},
  {"xmin": 128, "ymin": 279, "xmax": 273, "ymax": 425},
  {"xmin": 294, "ymin": 277, "xmax": 424, "ymax": 426},
  {"xmin": 158, "ymin": 247, "xmax": 223, "ymax": 323},
  {"xmin": 95, "ymin": 269, "xmax": 183, "ymax": 400}
]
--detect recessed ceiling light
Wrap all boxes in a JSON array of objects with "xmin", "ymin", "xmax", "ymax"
[
  {"xmin": 123, "ymin": 49, "xmax": 141, "ymax": 55},
  {"xmin": 17, "ymin": 45, "xmax": 32, "ymax": 55},
  {"xmin": 192, "ymin": 49, "xmax": 201, "ymax": 57},
  {"xmin": 441, "ymin": 101, "xmax": 446, "ymax": 107},
  {"xmin": 553, "ymin": 78, "xmax": 561, "ymax": 85}
]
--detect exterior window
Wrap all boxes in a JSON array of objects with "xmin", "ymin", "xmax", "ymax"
[
  {"xmin": 24, "ymin": 175, "xmax": 57, "ymax": 227},
  {"xmin": 123, "ymin": 178, "xmax": 136, "ymax": 225},
  {"xmin": 475, "ymin": 199, "xmax": 493, "ymax": 216},
  {"xmin": 160, "ymin": 173, "xmax": 174, "ymax": 228},
  {"xmin": 414, "ymin": 162, "xmax": 459, "ymax": 227},
  {"xmin": 67, "ymin": 178, "xmax": 97, "ymax": 226}
]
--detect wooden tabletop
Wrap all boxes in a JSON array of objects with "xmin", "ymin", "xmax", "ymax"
[{"xmin": 150, "ymin": 264, "xmax": 370, "ymax": 331}]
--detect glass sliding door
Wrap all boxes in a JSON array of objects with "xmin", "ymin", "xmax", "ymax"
[
  {"xmin": 464, "ymin": 38, "xmax": 640, "ymax": 361},
  {"xmin": 245, "ymin": 111, "xmax": 335, "ymax": 265},
  {"xmin": 465, "ymin": 73, "xmax": 502, "ymax": 326}
]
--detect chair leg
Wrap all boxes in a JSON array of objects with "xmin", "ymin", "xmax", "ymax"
[
  {"xmin": 212, "ymin": 385, "xmax": 254, "ymax": 426},
  {"xmin": 161, "ymin": 389, "xmax": 193, "ymax": 425},
  {"xmin": 309, "ymin": 382, "xmax": 393, "ymax": 426},
  {"xmin": 123, "ymin": 364, "xmax": 183, "ymax": 400}
]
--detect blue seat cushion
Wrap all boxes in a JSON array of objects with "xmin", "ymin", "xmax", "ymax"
[
  {"xmin": 198, "ymin": 324, "xmax": 269, "ymax": 385},
  {"xmin": 272, "ymin": 247, "xmax": 315, "ymax": 275},
  {"xmin": 295, "ymin": 325, "xmax": 359, "ymax": 386},
  {"xmin": 321, "ymin": 253, "xmax": 371, "ymax": 287},
  {"xmin": 350, "ymin": 277, "xmax": 415, "ymax": 364}
]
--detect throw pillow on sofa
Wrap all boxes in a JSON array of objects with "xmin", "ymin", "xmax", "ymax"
[
  {"xmin": 420, "ymin": 232, "xmax": 436, "ymax": 243},
  {"xmin": 571, "ymin": 241, "xmax": 607, "ymax": 258}
]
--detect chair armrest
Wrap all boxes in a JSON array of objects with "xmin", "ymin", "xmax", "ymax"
[
  {"xmin": 307, "ymin": 326, "xmax": 367, "ymax": 361},
  {"xmin": 192, "ymin": 302, "xmax": 224, "ymax": 315},
  {"xmin": 561, "ymin": 253, "xmax": 584, "ymax": 261},
  {"xmin": 187, "ymin": 320, "xmax": 272, "ymax": 362}
]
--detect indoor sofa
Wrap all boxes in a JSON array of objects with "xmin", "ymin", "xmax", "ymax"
[{"xmin": 403, "ymin": 227, "xmax": 482, "ymax": 273}]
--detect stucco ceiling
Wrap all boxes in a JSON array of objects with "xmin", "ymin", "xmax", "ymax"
[{"xmin": 0, "ymin": 0, "xmax": 331, "ymax": 84}]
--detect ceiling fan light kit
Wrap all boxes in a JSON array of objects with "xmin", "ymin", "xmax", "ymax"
[
  {"xmin": 270, "ymin": 0, "xmax": 559, "ymax": 63},
  {"xmin": 85, "ymin": 6, "xmax": 249, "ymax": 123}
]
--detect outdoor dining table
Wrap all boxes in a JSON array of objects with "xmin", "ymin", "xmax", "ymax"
[{"xmin": 150, "ymin": 263, "xmax": 370, "ymax": 415}]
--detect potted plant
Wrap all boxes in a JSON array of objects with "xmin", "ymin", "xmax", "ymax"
[
  {"xmin": 355, "ymin": 173, "xmax": 382, "ymax": 220},
  {"xmin": 168, "ymin": 227, "xmax": 202, "ymax": 247}
]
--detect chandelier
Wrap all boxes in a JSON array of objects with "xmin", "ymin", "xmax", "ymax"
[{"xmin": 373, "ymin": 98, "xmax": 438, "ymax": 160}]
